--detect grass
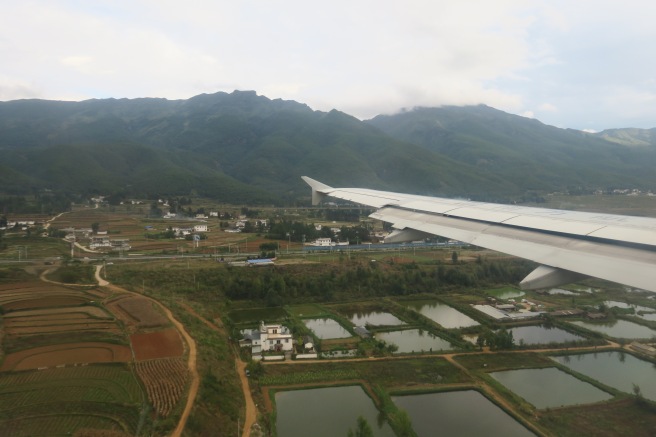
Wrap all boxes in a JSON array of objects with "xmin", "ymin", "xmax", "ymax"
[
  {"xmin": 258, "ymin": 357, "xmax": 471, "ymax": 388},
  {"xmin": 538, "ymin": 398, "xmax": 656, "ymax": 437}
]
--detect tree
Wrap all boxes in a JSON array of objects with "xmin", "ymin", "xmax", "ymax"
[
  {"xmin": 347, "ymin": 416, "xmax": 373, "ymax": 437},
  {"xmin": 91, "ymin": 222, "xmax": 100, "ymax": 233},
  {"xmin": 451, "ymin": 251, "xmax": 458, "ymax": 264}
]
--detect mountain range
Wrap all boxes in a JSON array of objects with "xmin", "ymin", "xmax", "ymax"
[{"xmin": 1, "ymin": 90, "xmax": 654, "ymax": 204}]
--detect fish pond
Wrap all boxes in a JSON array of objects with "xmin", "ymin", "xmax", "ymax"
[
  {"xmin": 604, "ymin": 300, "xmax": 654, "ymax": 311},
  {"xmin": 348, "ymin": 311, "xmax": 405, "ymax": 327},
  {"xmin": 552, "ymin": 351, "xmax": 656, "ymax": 401},
  {"xmin": 509, "ymin": 324, "xmax": 585, "ymax": 345},
  {"xmin": 490, "ymin": 367, "xmax": 613, "ymax": 409},
  {"xmin": 569, "ymin": 319, "xmax": 656, "ymax": 340},
  {"xmin": 486, "ymin": 288, "xmax": 526, "ymax": 300},
  {"xmin": 375, "ymin": 329, "xmax": 453, "ymax": 353},
  {"xmin": 275, "ymin": 385, "xmax": 395, "ymax": 437},
  {"xmin": 392, "ymin": 390, "xmax": 534, "ymax": 437},
  {"xmin": 403, "ymin": 299, "xmax": 479, "ymax": 329},
  {"xmin": 303, "ymin": 318, "xmax": 352, "ymax": 339},
  {"xmin": 547, "ymin": 288, "xmax": 578, "ymax": 295},
  {"xmin": 639, "ymin": 312, "xmax": 656, "ymax": 321}
]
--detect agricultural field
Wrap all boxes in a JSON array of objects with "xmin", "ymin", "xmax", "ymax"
[
  {"xmin": 0, "ymin": 364, "xmax": 144, "ymax": 435},
  {"xmin": 130, "ymin": 328, "xmax": 185, "ymax": 360},
  {"xmin": 0, "ymin": 271, "xmax": 191, "ymax": 436},
  {"xmin": 106, "ymin": 295, "xmax": 170, "ymax": 331},
  {"xmin": 135, "ymin": 357, "xmax": 189, "ymax": 417},
  {"xmin": 3, "ymin": 202, "xmax": 656, "ymax": 436}
]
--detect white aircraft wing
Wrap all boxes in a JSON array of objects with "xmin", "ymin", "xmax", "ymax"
[{"xmin": 302, "ymin": 176, "xmax": 656, "ymax": 292}]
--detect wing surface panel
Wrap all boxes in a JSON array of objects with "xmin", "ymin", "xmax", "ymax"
[{"xmin": 303, "ymin": 176, "xmax": 656, "ymax": 292}]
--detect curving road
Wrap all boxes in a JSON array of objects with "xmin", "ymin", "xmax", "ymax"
[{"xmin": 94, "ymin": 264, "xmax": 200, "ymax": 437}]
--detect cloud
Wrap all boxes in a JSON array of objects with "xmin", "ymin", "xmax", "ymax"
[
  {"xmin": 0, "ymin": 1, "xmax": 655, "ymax": 128},
  {"xmin": 0, "ymin": 76, "xmax": 42, "ymax": 101}
]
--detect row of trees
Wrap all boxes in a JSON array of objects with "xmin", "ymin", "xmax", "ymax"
[{"xmin": 123, "ymin": 257, "xmax": 533, "ymax": 306}]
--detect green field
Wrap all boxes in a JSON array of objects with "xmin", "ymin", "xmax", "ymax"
[{"xmin": 0, "ymin": 364, "xmax": 145, "ymax": 436}]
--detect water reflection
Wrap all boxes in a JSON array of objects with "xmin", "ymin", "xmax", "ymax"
[
  {"xmin": 303, "ymin": 318, "xmax": 351, "ymax": 339},
  {"xmin": 569, "ymin": 319, "xmax": 656, "ymax": 339},
  {"xmin": 552, "ymin": 351, "xmax": 656, "ymax": 401},
  {"xmin": 510, "ymin": 325, "xmax": 585, "ymax": 345},
  {"xmin": 349, "ymin": 311, "xmax": 405, "ymax": 326},
  {"xmin": 276, "ymin": 386, "xmax": 396, "ymax": 437},
  {"xmin": 404, "ymin": 299, "xmax": 479, "ymax": 329},
  {"xmin": 490, "ymin": 367, "xmax": 612, "ymax": 408},
  {"xmin": 392, "ymin": 390, "xmax": 534, "ymax": 437},
  {"xmin": 375, "ymin": 329, "xmax": 453, "ymax": 353}
]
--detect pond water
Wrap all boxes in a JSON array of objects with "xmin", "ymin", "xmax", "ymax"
[
  {"xmin": 349, "ymin": 311, "xmax": 405, "ymax": 326},
  {"xmin": 486, "ymin": 288, "xmax": 526, "ymax": 300},
  {"xmin": 552, "ymin": 351, "xmax": 656, "ymax": 401},
  {"xmin": 404, "ymin": 299, "xmax": 479, "ymax": 329},
  {"xmin": 275, "ymin": 385, "xmax": 395, "ymax": 437},
  {"xmin": 510, "ymin": 325, "xmax": 585, "ymax": 345},
  {"xmin": 639, "ymin": 312, "xmax": 656, "ymax": 321},
  {"xmin": 392, "ymin": 390, "xmax": 534, "ymax": 437},
  {"xmin": 569, "ymin": 319, "xmax": 656, "ymax": 339},
  {"xmin": 303, "ymin": 318, "xmax": 351, "ymax": 339},
  {"xmin": 604, "ymin": 300, "xmax": 654, "ymax": 313},
  {"xmin": 548, "ymin": 288, "xmax": 578, "ymax": 295},
  {"xmin": 375, "ymin": 329, "xmax": 453, "ymax": 353},
  {"xmin": 490, "ymin": 367, "xmax": 613, "ymax": 409}
]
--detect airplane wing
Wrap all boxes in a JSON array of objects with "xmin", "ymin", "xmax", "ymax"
[{"xmin": 302, "ymin": 176, "xmax": 656, "ymax": 292}]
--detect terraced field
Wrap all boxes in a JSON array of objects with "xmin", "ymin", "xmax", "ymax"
[{"xmin": 0, "ymin": 279, "xmax": 180, "ymax": 435}]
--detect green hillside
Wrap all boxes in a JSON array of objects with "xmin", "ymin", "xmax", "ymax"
[
  {"xmin": 1, "ymin": 92, "xmax": 655, "ymax": 203},
  {"xmin": 366, "ymin": 105, "xmax": 656, "ymax": 193}
]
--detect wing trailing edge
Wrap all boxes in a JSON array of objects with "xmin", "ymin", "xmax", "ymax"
[{"xmin": 302, "ymin": 177, "xmax": 656, "ymax": 292}]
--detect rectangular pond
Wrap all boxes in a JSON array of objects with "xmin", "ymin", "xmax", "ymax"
[
  {"xmin": 375, "ymin": 329, "xmax": 453, "ymax": 353},
  {"xmin": 392, "ymin": 390, "xmax": 534, "ymax": 437},
  {"xmin": 552, "ymin": 351, "xmax": 656, "ymax": 401},
  {"xmin": 275, "ymin": 385, "xmax": 395, "ymax": 437},
  {"xmin": 603, "ymin": 301, "xmax": 654, "ymax": 313},
  {"xmin": 490, "ymin": 367, "xmax": 613, "ymax": 409},
  {"xmin": 403, "ymin": 299, "xmax": 479, "ymax": 329},
  {"xmin": 486, "ymin": 288, "xmax": 526, "ymax": 300},
  {"xmin": 303, "ymin": 318, "xmax": 352, "ymax": 339},
  {"xmin": 569, "ymin": 319, "xmax": 656, "ymax": 340},
  {"xmin": 510, "ymin": 324, "xmax": 585, "ymax": 345},
  {"xmin": 348, "ymin": 311, "xmax": 405, "ymax": 327}
]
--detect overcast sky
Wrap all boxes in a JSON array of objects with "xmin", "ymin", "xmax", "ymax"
[{"xmin": 1, "ymin": 1, "xmax": 655, "ymax": 131}]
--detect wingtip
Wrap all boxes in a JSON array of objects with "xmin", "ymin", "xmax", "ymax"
[
  {"xmin": 301, "ymin": 176, "xmax": 333, "ymax": 205},
  {"xmin": 301, "ymin": 176, "xmax": 332, "ymax": 191}
]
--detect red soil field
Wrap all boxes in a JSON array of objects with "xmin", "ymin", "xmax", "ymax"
[
  {"xmin": 130, "ymin": 329, "xmax": 184, "ymax": 360},
  {"xmin": 0, "ymin": 342, "xmax": 132, "ymax": 371}
]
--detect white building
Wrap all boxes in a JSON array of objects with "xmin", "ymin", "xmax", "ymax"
[
  {"xmin": 241, "ymin": 321, "xmax": 293, "ymax": 355},
  {"xmin": 193, "ymin": 224, "xmax": 208, "ymax": 232}
]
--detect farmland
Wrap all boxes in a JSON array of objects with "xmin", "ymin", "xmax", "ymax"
[
  {"xmin": 2, "ymin": 201, "xmax": 656, "ymax": 436},
  {"xmin": 0, "ymin": 258, "xmax": 194, "ymax": 435}
]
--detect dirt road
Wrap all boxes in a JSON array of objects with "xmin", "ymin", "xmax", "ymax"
[
  {"xmin": 177, "ymin": 301, "xmax": 258, "ymax": 437},
  {"xmin": 93, "ymin": 264, "xmax": 199, "ymax": 437}
]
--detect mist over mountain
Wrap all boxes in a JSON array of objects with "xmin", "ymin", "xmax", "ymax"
[{"xmin": 1, "ymin": 91, "xmax": 654, "ymax": 204}]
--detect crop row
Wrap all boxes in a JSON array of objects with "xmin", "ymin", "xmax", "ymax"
[
  {"xmin": 0, "ymin": 365, "xmax": 143, "ymax": 402},
  {"xmin": 136, "ymin": 358, "xmax": 188, "ymax": 416},
  {"xmin": 2, "ymin": 413, "xmax": 125, "ymax": 436}
]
